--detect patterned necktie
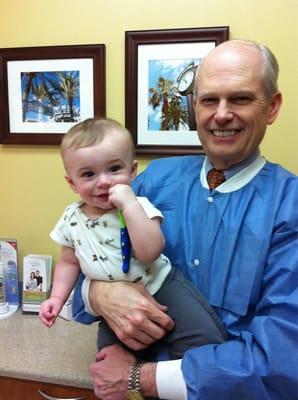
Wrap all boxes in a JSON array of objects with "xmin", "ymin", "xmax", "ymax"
[{"xmin": 207, "ymin": 168, "xmax": 226, "ymax": 189}]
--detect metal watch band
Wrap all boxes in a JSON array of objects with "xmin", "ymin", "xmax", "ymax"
[{"xmin": 128, "ymin": 359, "xmax": 144, "ymax": 391}]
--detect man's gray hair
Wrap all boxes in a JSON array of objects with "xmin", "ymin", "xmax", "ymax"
[{"xmin": 253, "ymin": 40, "xmax": 279, "ymax": 99}]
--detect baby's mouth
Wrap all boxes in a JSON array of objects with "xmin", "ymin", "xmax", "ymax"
[{"xmin": 95, "ymin": 193, "xmax": 109, "ymax": 200}]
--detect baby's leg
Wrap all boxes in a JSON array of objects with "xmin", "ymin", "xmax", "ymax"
[
  {"xmin": 97, "ymin": 318, "xmax": 123, "ymax": 351},
  {"xmin": 154, "ymin": 268, "xmax": 228, "ymax": 359}
]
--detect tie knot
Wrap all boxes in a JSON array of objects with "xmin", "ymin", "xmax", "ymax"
[{"xmin": 207, "ymin": 168, "xmax": 225, "ymax": 189}]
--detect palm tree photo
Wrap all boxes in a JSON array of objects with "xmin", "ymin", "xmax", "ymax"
[
  {"xmin": 149, "ymin": 77, "xmax": 188, "ymax": 131},
  {"xmin": 148, "ymin": 59, "xmax": 198, "ymax": 131},
  {"xmin": 21, "ymin": 70, "xmax": 80, "ymax": 123}
]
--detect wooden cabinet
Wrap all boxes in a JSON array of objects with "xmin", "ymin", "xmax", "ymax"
[{"xmin": 0, "ymin": 376, "xmax": 98, "ymax": 400}]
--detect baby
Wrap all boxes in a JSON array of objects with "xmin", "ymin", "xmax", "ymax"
[{"xmin": 40, "ymin": 117, "xmax": 226, "ymax": 359}]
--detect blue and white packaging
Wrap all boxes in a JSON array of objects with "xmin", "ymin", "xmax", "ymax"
[{"xmin": 0, "ymin": 239, "xmax": 20, "ymax": 306}]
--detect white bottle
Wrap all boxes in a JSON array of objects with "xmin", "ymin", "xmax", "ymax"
[{"xmin": 0, "ymin": 248, "xmax": 9, "ymax": 314}]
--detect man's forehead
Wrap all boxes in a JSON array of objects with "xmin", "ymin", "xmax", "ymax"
[
  {"xmin": 201, "ymin": 42, "xmax": 262, "ymax": 75},
  {"xmin": 198, "ymin": 68, "xmax": 261, "ymax": 90},
  {"xmin": 197, "ymin": 47, "xmax": 262, "ymax": 89}
]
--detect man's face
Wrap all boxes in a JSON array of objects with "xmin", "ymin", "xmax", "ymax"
[{"xmin": 194, "ymin": 44, "xmax": 281, "ymax": 169}]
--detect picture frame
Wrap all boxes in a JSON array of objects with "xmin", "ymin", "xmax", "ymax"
[
  {"xmin": 0, "ymin": 44, "xmax": 105, "ymax": 145},
  {"xmin": 125, "ymin": 27, "xmax": 229, "ymax": 156}
]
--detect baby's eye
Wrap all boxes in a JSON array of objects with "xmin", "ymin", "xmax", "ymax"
[
  {"xmin": 110, "ymin": 165, "xmax": 122, "ymax": 173},
  {"xmin": 81, "ymin": 171, "xmax": 95, "ymax": 178}
]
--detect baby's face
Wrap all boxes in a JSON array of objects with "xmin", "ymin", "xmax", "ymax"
[{"xmin": 64, "ymin": 131, "xmax": 137, "ymax": 215}]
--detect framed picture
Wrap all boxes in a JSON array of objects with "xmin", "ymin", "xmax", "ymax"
[
  {"xmin": 0, "ymin": 44, "xmax": 105, "ymax": 145},
  {"xmin": 125, "ymin": 27, "xmax": 229, "ymax": 156}
]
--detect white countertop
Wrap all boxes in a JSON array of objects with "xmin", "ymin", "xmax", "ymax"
[{"xmin": 0, "ymin": 310, "xmax": 98, "ymax": 388}]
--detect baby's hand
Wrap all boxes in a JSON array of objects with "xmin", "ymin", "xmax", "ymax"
[
  {"xmin": 109, "ymin": 184, "xmax": 137, "ymax": 211},
  {"xmin": 39, "ymin": 297, "xmax": 63, "ymax": 327}
]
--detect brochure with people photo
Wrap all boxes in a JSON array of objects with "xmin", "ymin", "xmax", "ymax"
[{"xmin": 22, "ymin": 254, "xmax": 52, "ymax": 313}]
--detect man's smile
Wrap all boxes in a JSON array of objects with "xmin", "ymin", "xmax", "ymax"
[{"xmin": 211, "ymin": 129, "xmax": 241, "ymax": 137}]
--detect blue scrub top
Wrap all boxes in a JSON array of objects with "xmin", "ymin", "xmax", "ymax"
[
  {"xmin": 73, "ymin": 155, "xmax": 298, "ymax": 399},
  {"xmin": 134, "ymin": 155, "xmax": 298, "ymax": 399}
]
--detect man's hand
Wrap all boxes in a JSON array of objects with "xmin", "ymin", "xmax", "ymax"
[
  {"xmin": 89, "ymin": 281, "xmax": 174, "ymax": 350},
  {"xmin": 89, "ymin": 345, "xmax": 134, "ymax": 400},
  {"xmin": 89, "ymin": 345, "xmax": 158, "ymax": 400}
]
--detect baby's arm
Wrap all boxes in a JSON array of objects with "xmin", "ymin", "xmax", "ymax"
[
  {"xmin": 109, "ymin": 184, "xmax": 164, "ymax": 263},
  {"xmin": 39, "ymin": 245, "xmax": 80, "ymax": 327}
]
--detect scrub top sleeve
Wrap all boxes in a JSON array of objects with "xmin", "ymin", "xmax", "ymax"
[{"xmin": 72, "ymin": 272, "xmax": 99, "ymax": 324}]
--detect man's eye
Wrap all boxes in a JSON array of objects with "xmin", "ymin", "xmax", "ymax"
[
  {"xmin": 200, "ymin": 97, "xmax": 217, "ymax": 105},
  {"xmin": 231, "ymin": 96, "xmax": 252, "ymax": 104}
]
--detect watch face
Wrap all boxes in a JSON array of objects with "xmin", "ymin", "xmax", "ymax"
[
  {"xmin": 177, "ymin": 69, "xmax": 194, "ymax": 92},
  {"xmin": 127, "ymin": 390, "xmax": 144, "ymax": 400}
]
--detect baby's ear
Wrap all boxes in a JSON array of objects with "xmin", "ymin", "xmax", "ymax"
[
  {"xmin": 131, "ymin": 160, "xmax": 138, "ymax": 179},
  {"xmin": 65, "ymin": 175, "xmax": 78, "ymax": 193}
]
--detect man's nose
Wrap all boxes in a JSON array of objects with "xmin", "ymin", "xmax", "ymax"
[{"xmin": 214, "ymin": 100, "xmax": 233, "ymax": 123}]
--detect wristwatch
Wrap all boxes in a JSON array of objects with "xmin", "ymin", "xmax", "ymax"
[{"xmin": 127, "ymin": 359, "xmax": 145, "ymax": 400}]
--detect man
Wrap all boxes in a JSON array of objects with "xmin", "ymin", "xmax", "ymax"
[{"xmin": 73, "ymin": 40, "xmax": 298, "ymax": 399}]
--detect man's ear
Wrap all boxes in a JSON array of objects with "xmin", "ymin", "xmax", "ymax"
[
  {"xmin": 65, "ymin": 175, "xmax": 78, "ymax": 193},
  {"xmin": 131, "ymin": 160, "xmax": 138, "ymax": 180},
  {"xmin": 267, "ymin": 92, "xmax": 282, "ymax": 125}
]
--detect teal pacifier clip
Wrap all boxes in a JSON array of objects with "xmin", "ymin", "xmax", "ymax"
[{"xmin": 118, "ymin": 210, "xmax": 131, "ymax": 273}]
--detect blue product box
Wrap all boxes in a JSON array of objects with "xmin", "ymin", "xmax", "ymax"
[{"xmin": 0, "ymin": 239, "xmax": 20, "ymax": 306}]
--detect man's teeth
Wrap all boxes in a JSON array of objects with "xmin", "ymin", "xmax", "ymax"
[{"xmin": 212, "ymin": 130, "xmax": 238, "ymax": 137}]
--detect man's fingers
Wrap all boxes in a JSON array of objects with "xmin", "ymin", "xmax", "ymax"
[
  {"xmin": 124, "ymin": 338, "xmax": 148, "ymax": 351},
  {"xmin": 126, "ymin": 312, "xmax": 170, "ymax": 340},
  {"xmin": 142, "ymin": 291, "xmax": 168, "ymax": 312},
  {"xmin": 95, "ymin": 348, "xmax": 108, "ymax": 362},
  {"xmin": 143, "ymin": 300, "xmax": 175, "ymax": 332},
  {"xmin": 136, "ymin": 286, "xmax": 175, "ymax": 331},
  {"xmin": 112, "ymin": 306, "xmax": 174, "ymax": 350}
]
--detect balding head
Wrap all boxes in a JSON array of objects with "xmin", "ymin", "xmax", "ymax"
[
  {"xmin": 192, "ymin": 39, "xmax": 282, "ymax": 170},
  {"xmin": 195, "ymin": 39, "xmax": 279, "ymax": 100}
]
